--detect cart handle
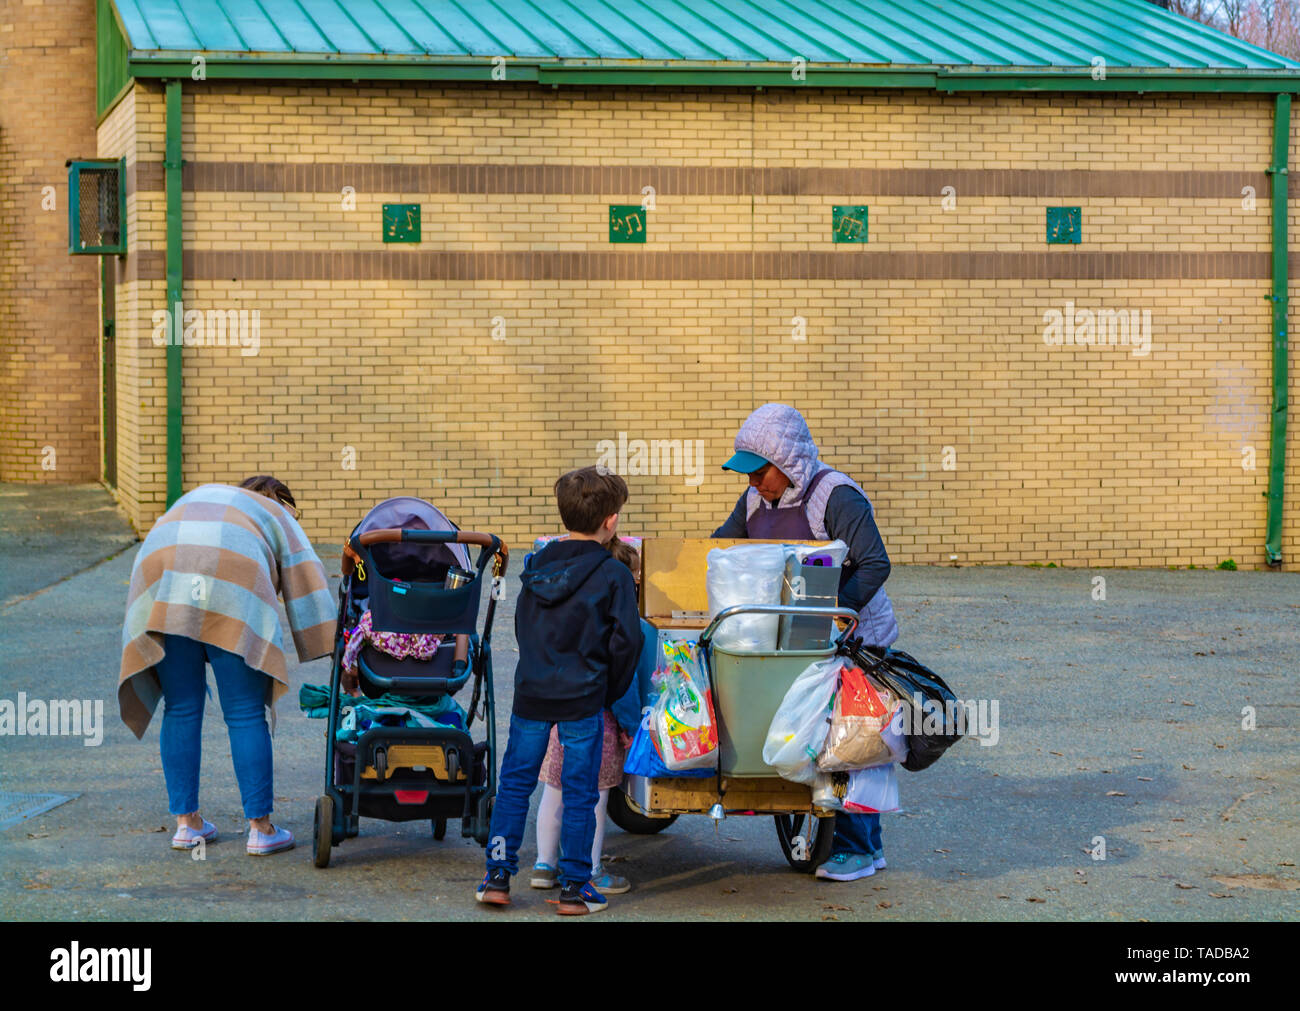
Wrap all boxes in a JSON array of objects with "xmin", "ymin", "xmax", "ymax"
[{"xmin": 698, "ymin": 604, "xmax": 859, "ymax": 651}]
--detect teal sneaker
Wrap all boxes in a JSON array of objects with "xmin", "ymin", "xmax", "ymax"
[
  {"xmin": 872, "ymin": 852, "xmax": 887, "ymax": 871},
  {"xmin": 815, "ymin": 852, "xmax": 876, "ymax": 881}
]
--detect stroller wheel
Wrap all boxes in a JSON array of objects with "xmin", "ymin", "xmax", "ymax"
[
  {"xmin": 313, "ymin": 795, "xmax": 334, "ymax": 868},
  {"xmin": 431, "ymin": 816, "xmax": 447, "ymax": 841}
]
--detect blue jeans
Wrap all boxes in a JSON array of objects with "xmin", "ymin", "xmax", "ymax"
[
  {"xmin": 155, "ymin": 634, "xmax": 274, "ymax": 820},
  {"xmin": 832, "ymin": 812, "xmax": 883, "ymax": 858},
  {"xmin": 487, "ymin": 712, "xmax": 603, "ymax": 887}
]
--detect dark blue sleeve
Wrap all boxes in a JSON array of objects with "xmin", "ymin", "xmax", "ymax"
[
  {"xmin": 610, "ymin": 618, "xmax": 657, "ymax": 735},
  {"xmin": 604, "ymin": 568, "xmax": 644, "ymax": 708},
  {"xmin": 824, "ymin": 485, "xmax": 891, "ymax": 613},
  {"xmin": 711, "ymin": 492, "xmax": 749, "ymax": 538}
]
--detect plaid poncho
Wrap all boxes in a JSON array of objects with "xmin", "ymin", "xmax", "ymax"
[{"xmin": 118, "ymin": 484, "xmax": 336, "ymax": 739}]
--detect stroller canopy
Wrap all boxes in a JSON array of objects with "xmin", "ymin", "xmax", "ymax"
[{"xmin": 351, "ymin": 496, "xmax": 471, "ymax": 578}]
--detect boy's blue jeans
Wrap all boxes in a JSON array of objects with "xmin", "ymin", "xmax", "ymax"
[
  {"xmin": 487, "ymin": 711, "xmax": 603, "ymax": 887},
  {"xmin": 832, "ymin": 812, "xmax": 883, "ymax": 858},
  {"xmin": 155, "ymin": 634, "xmax": 274, "ymax": 820}
]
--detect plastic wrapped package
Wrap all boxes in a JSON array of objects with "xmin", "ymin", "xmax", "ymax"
[
  {"xmin": 817, "ymin": 666, "xmax": 902, "ymax": 772},
  {"xmin": 841, "ymin": 763, "xmax": 901, "ymax": 813},
  {"xmin": 650, "ymin": 662, "xmax": 718, "ymax": 771},
  {"xmin": 706, "ymin": 543, "xmax": 788, "ymax": 651},
  {"xmin": 762, "ymin": 656, "xmax": 844, "ymax": 783},
  {"xmin": 790, "ymin": 539, "xmax": 849, "ymax": 568},
  {"xmin": 624, "ymin": 714, "xmax": 713, "ymax": 779},
  {"xmin": 811, "ymin": 772, "xmax": 844, "ymax": 811}
]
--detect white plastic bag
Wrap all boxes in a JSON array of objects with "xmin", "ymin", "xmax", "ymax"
[
  {"xmin": 762, "ymin": 657, "xmax": 844, "ymax": 784},
  {"xmin": 706, "ymin": 543, "xmax": 787, "ymax": 651},
  {"xmin": 879, "ymin": 700, "xmax": 909, "ymax": 765},
  {"xmin": 842, "ymin": 763, "xmax": 901, "ymax": 814}
]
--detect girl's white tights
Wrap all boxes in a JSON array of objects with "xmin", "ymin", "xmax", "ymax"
[{"xmin": 536, "ymin": 782, "xmax": 609, "ymax": 872}]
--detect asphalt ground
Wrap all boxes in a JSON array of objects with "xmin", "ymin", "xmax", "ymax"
[{"xmin": 0, "ymin": 486, "xmax": 1296, "ymax": 922}]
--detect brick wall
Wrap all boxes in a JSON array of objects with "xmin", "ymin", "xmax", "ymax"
[
  {"xmin": 101, "ymin": 81, "xmax": 1299, "ymax": 567},
  {"xmin": 0, "ymin": 0, "xmax": 101, "ymax": 483}
]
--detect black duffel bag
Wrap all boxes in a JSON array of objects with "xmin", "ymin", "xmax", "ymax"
[{"xmin": 841, "ymin": 637, "xmax": 964, "ymax": 771}]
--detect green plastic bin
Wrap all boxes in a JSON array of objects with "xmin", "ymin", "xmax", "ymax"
[{"xmin": 710, "ymin": 644, "xmax": 838, "ymax": 778}]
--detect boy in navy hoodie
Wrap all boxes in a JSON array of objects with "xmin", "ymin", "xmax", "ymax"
[{"xmin": 476, "ymin": 466, "xmax": 643, "ymax": 915}]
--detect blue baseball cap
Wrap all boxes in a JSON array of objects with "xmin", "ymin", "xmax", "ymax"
[{"xmin": 721, "ymin": 450, "xmax": 771, "ymax": 474}]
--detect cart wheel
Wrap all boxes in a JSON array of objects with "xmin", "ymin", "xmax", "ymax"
[
  {"xmin": 774, "ymin": 812, "xmax": 836, "ymax": 873},
  {"xmin": 445, "ymin": 748, "xmax": 460, "ymax": 782},
  {"xmin": 431, "ymin": 817, "xmax": 447, "ymax": 840},
  {"xmin": 313, "ymin": 795, "xmax": 334, "ymax": 868},
  {"xmin": 607, "ymin": 787, "xmax": 678, "ymax": 835},
  {"xmin": 373, "ymin": 747, "xmax": 386, "ymax": 781}
]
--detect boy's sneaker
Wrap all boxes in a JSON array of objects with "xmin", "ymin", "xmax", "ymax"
[
  {"xmin": 815, "ymin": 852, "xmax": 876, "ymax": 881},
  {"xmin": 246, "ymin": 824, "xmax": 294, "ymax": 856},
  {"xmin": 872, "ymin": 852, "xmax": 887, "ymax": 871},
  {"xmin": 590, "ymin": 864, "xmax": 631, "ymax": 895},
  {"xmin": 476, "ymin": 869, "xmax": 511, "ymax": 906},
  {"xmin": 529, "ymin": 862, "xmax": 558, "ymax": 889},
  {"xmin": 555, "ymin": 880, "xmax": 608, "ymax": 915}
]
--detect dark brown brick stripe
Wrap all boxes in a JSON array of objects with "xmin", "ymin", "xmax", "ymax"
[
  {"xmin": 123, "ymin": 162, "xmax": 1269, "ymax": 200},
  {"xmin": 108, "ymin": 250, "xmax": 1279, "ymax": 283}
]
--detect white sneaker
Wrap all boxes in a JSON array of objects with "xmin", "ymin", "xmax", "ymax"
[
  {"xmin": 247, "ymin": 824, "xmax": 294, "ymax": 855},
  {"xmin": 873, "ymin": 854, "xmax": 887, "ymax": 871},
  {"xmin": 171, "ymin": 819, "xmax": 217, "ymax": 850}
]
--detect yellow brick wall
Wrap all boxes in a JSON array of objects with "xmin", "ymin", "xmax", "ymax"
[
  {"xmin": 97, "ymin": 84, "xmax": 167, "ymax": 526},
  {"xmin": 0, "ymin": 0, "xmax": 101, "ymax": 483},
  {"xmin": 105, "ymin": 83, "xmax": 1298, "ymax": 568}
]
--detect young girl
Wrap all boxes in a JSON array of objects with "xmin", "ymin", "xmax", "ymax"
[{"xmin": 530, "ymin": 537, "xmax": 654, "ymax": 894}]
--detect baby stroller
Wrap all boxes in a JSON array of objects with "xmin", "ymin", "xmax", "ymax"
[{"xmin": 312, "ymin": 496, "xmax": 508, "ymax": 868}]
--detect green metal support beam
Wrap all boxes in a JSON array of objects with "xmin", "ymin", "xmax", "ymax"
[
  {"xmin": 164, "ymin": 79, "xmax": 182, "ymax": 508},
  {"xmin": 1266, "ymin": 93, "xmax": 1291, "ymax": 566}
]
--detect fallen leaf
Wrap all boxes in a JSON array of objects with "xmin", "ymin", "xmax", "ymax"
[
  {"xmin": 23, "ymin": 882, "xmax": 52, "ymax": 890},
  {"xmin": 1280, "ymin": 861, "xmax": 1295, "ymax": 867},
  {"xmin": 1026, "ymin": 896, "xmax": 1046, "ymax": 903},
  {"xmin": 1049, "ymin": 751, "xmax": 1063, "ymax": 756},
  {"xmin": 1209, "ymin": 893, "xmax": 1233, "ymax": 899},
  {"xmin": 1171, "ymin": 818, "xmax": 1185, "ymax": 822},
  {"xmin": 934, "ymin": 848, "xmax": 950, "ymax": 854},
  {"xmin": 1106, "ymin": 791, "xmax": 1127, "ymax": 797},
  {"xmin": 823, "ymin": 903, "xmax": 851, "ymax": 911},
  {"xmin": 877, "ymin": 900, "xmax": 893, "ymax": 909},
  {"xmin": 1175, "ymin": 883, "xmax": 1197, "ymax": 890},
  {"xmin": 821, "ymin": 914, "xmax": 839, "ymax": 921},
  {"xmin": 721, "ymin": 888, "xmax": 738, "ymax": 894},
  {"xmin": 1137, "ymin": 777, "xmax": 1153, "ymax": 782},
  {"xmin": 1074, "ymin": 869, "xmax": 1087, "ymax": 877},
  {"xmin": 996, "ymin": 894, "xmax": 1010, "ymax": 900},
  {"xmin": 25, "ymin": 832, "xmax": 49, "ymax": 839},
  {"xmin": 1182, "ymin": 701, "xmax": 1196, "ymax": 707}
]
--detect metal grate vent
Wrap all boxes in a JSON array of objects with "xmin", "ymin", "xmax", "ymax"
[
  {"xmin": 0, "ymin": 791, "xmax": 77, "ymax": 832},
  {"xmin": 68, "ymin": 160, "xmax": 126, "ymax": 255}
]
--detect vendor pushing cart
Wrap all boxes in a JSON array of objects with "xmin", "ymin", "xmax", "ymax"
[{"xmin": 712, "ymin": 403, "xmax": 900, "ymax": 882}]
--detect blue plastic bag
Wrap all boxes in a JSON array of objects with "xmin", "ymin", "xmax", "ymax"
[{"xmin": 623, "ymin": 715, "xmax": 713, "ymax": 779}]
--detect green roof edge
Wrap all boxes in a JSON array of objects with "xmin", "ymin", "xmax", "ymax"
[{"xmin": 124, "ymin": 53, "xmax": 1300, "ymax": 91}]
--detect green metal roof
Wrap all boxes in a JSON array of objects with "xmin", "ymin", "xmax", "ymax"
[{"xmin": 110, "ymin": 0, "xmax": 1300, "ymax": 88}]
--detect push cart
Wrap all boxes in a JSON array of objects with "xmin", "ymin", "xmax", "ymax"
[{"xmin": 610, "ymin": 603, "xmax": 859, "ymax": 873}]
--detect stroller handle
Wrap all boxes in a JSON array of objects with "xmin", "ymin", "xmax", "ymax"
[{"xmin": 356, "ymin": 528, "xmax": 509, "ymax": 570}]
